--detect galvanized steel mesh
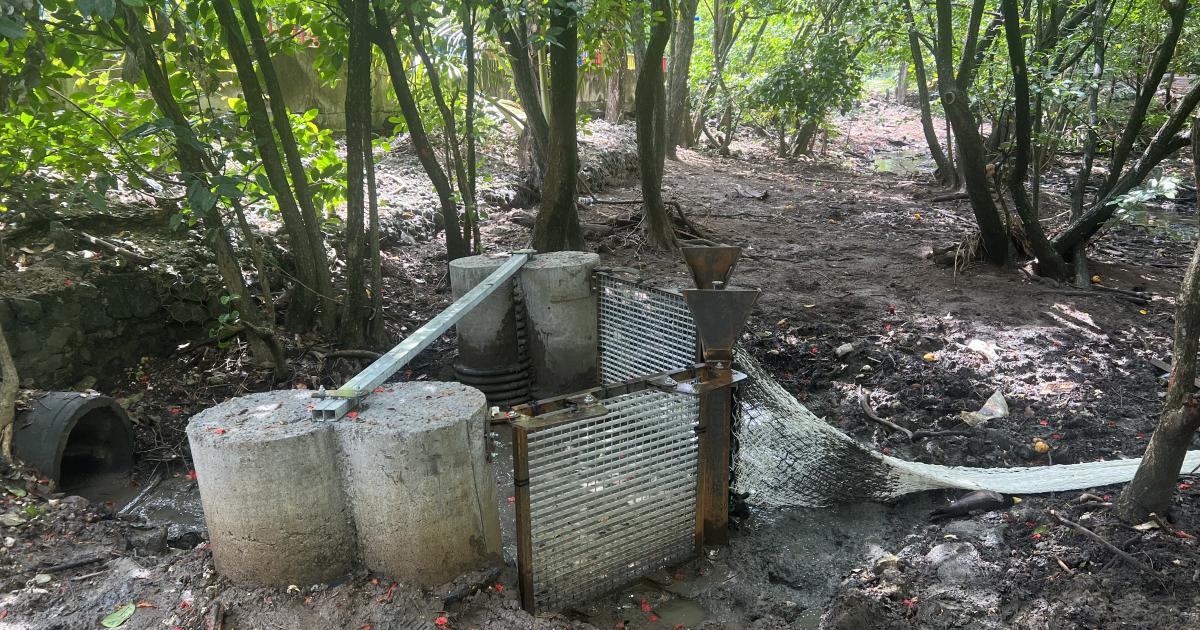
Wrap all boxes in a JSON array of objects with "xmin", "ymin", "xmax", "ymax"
[
  {"xmin": 597, "ymin": 273, "xmax": 697, "ymax": 383},
  {"xmin": 593, "ymin": 274, "xmax": 1200, "ymax": 508},
  {"xmin": 522, "ymin": 388, "xmax": 700, "ymax": 612}
]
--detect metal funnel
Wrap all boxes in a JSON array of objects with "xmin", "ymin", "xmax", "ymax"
[
  {"xmin": 683, "ymin": 288, "xmax": 760, "ymax": 363},
  {"xmin": 681, "ymin": 246, "xmax": 741, "ymax": 289}
]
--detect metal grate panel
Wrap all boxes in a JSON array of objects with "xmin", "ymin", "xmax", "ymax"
[
  {"xmin": 597, "ymin": 273, "xmax": 698, "ymax": 383},
  {"xmin": 515, "ymin": 388, "xmax": 700, "ymax": 612}
]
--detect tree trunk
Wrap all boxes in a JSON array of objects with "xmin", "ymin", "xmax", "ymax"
[
  {"xmin": 531, "ymin": 0, "xmax": 583, "ymax": 251},
  {"xmin": 895, "ymin": 61, "xmax": 908, "ymax": 104},
  {"xmin": 1069, "ymin": 0, "xmax": 1105, "ymax": 287},
  {"xmin": 1001, "ymin": 0, "xmax": 1067, "ymax": 278},
  {"xmin": 212, "ymin": 0, "xmax": 325, "ymax": 331},
  {"xmin": 902, "ymin": 0, "xmax": 955, "ymax": 188},
  {"xmin": 120, "ymin": 7, "xmax": 282, "ymax": 369},
  {"xmin": 488, "ymin": 0, "xmax": 549, "ymax": 181},
  {"xmin": 1054, "ymin": 78, "xmax": 1200, "ymax": 254},
  {"xmin": 666, "ymin": 0, "xmax": 698, "ymax": 158},
  {"xmin": 365, "ymin": 131, "xmax": 385, "ymax": 344},
  {"xmin": 0, "ymin": 319, "xmax": 17, "ymax": 463},
  {"xmin": 933, "ymin": 0, "xmax": 1008, "ymax": 265},
  {"xmin": 1115, "ymin": 118, "xmax": 1200, "ymax": 523},
  {"xmin": 370, "ymin": 0, "xmax": 468, "ymax": 260},
  {"xmin": 236, "ymin": 0, "xmax": 335, "ymax": 330},
  {"xmin": 605, "ymin": 49, "xmax": 626, "ymax": 123},
  {"xmin": 341, "ymin": 0, "xmax": 372, "ymax": 347},
  {"xmin": 464, "ymin": 1, "xmax": 481, "ymax": 252},
  {"xmin": 404, "ymin": 9, "xmax": 477, "ymax": 255},
  {"xmin": 635, "ymin": 0, "xmax": 677, "ymax": 250},
  {"xmin": 1103, "ymin": 0, "xmax": 1188, "ymax": 194}
]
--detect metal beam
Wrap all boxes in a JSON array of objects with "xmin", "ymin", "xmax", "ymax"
[{"xmin": 311, "ymin": 251, "xmax": 532, "ymax": 421}]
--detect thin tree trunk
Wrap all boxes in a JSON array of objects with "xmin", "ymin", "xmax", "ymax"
[
  {"xmin": 488, "ymin": 0, "xmax": 549, "ymax": 180},
  {"xmin": 230, "ymin": 197, "xmax": 276, "ymax": 323},
  {"xmin": 636, "ymin": 0, "xmax": 676, "ymax": 250},
  {"xmin": 1055, "ymin": 78, "xmax": 1200, "ymax": 253},
  {"xmin": 0, "ymin": 319, "xmax": 17, "ymax": 463},
  {"xmin": 1001, "ymin": 0, "xmax": 1067, "ymax": 278},
  {"xmin": 119, "ymin": 7, "xmax": 282, "ymax": 369},
  {"xmin": 235, "ymin": 0, "xmax": 335, "ymax": 330},
  {"xmin": 666, "ymin": 0, "xmax": 698, "ymax": 158},
  {"xmin": 341, "ymin": 0, "xmax": 372, "ymax": 346},
  {"xmin": 370, "ymin": 0, "xmax": 468, "ymax": 260},
  {"xmin": 902, "ymin": 0, "xmax": 954, "ymax": 188},
  {"xmin": 1070, "ymin": 0, "xmax": 1105, "ymax": 287},
  {"xmin": 933, "ymin": 0, "xmax": 1008, "ymax": 265},
  {"xmin": 1103, "ymin": 0, "xmax": 1188, "ymax": 194},
  {"xmin": 366, "ymin": 123, "xmax": 384, "ymax": 344},
  {"xmin": 1115, "ymin": 118, "xmax": 1200, "ymax": 523},
  {"xmin": 531, "ymin": 0, "xmax": 583, "ymax": 251},
  {"xmin": 605, "ymin": 49, "xmax": 626, "ymax": 123},
  {"xmin": 212, "ymin": 0, "xmax": 323, "ymax": 331},
  {"xmin": 895, "ymin": 61, "xmax": 908, "ymax": 104},
  {"xmin": 404, "ymin": 10, "xmax": 476, "ymax": 254},
  {"xmin": 464, "ymin": 1, "xmax": 481, "ymax": 252}
]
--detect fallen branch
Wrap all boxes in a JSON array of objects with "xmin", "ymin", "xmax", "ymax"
[
  {"xmin": 858, "ymin": 388, "xmax": 914, "ymax": 440},
  {"xmin": 117, "ymin": 471, "xmax": 164, "ymax": 518},
  {"xmin": 324, "ymin": 349, "xmax": 383, "ymax": 361},
  {"xmin": 1048, "ymin": 510, "xmax": 1157, "ymax": 574},
  {"xmin": 929, "ymin": 191, "xmax": 969, "ymax": 202},
  {"xmin": 74, "ymin": 230, "xmax": 153, "ymax": 266},
  {"xmin": 859, "ymin": 388, "xmax": 971, "ymax": 442}
]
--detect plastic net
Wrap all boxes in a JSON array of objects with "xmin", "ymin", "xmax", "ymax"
[{"xmin": 596, "ymin": 274, "xmax": 1200, "ymax": 508}]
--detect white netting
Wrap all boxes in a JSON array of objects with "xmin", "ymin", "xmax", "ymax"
[{"xmin": 596, "ymin": 274, "xmax": 1200, "ymax": 508}]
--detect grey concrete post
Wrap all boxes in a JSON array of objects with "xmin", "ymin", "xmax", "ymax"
[
  {"xmin": 519, "ymin": 251, "xmax": 600, "ymax": 398},
  {"xmin": 339, "ymin": 382, "xmax": 501, "ymax": 585},
  {"xmin": 449, "ymin": 254, "xmax": 520, "ymax": 367},
  {"xmin": 187, "ymin": 392, "xmax": 355, "ymax": 586},
  {"xmin": 187, "ymin": 383, "xmax": 502, "ymax": 587}
]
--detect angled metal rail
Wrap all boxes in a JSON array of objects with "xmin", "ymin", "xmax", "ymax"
[{"xmin": 311, "ymin": 251, "xmax": 532, "ymax": 421}]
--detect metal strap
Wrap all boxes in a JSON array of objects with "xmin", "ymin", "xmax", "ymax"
[{"xmin": 311, "ymin": 251, "xmax": 531, "ymax": 421}]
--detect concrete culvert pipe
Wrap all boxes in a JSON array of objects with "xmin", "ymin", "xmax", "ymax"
[
  {"xmin": 450, "ymin": 254, "xmax": 532, "ymax": 406},
  {"xmin": 519, "ymin": 251, "xmax": 601, "ymax": 398},
  {"xmin": 187, "ymin": 391, "xmax": 356, "ymax": 586},
  {"xmin": 187, "ymin": 383, "xmax": 502, "ymax": 587},
  {"xmin": 12, "ymin": 392, "xmax": 135, "ymax": 491},
  {"xmin": 338, "ymin": 382, "xmax": 501, "ymax": 586}
]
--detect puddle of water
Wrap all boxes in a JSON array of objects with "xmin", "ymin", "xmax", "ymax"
[
  {"xmin": 872, "ymin": 152, "xmax": 932, "ymax": 176},
  {"xmin": 64, "ymin": 471, "xmax": 141, "ymax": 508},
  {"xmin": 653, "ymin": 598, "xmax": 708, "ymax": 627},
  {"xmin": 60, "ymin": 467, "xmax": 206, "ymax": 547},
  {"xmin": 1118, "ymin": 203, "xmax": 1198, "ymax": 238},
  {"xmin": 127, "ymin": 473, "xmax": 206, "ymax": 545}
]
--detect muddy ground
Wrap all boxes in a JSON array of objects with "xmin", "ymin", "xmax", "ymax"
[{"xmin": 2, "ymin": 100, "xmax": 1199, "ymax": 629}]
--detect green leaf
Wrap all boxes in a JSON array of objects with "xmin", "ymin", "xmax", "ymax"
[
  {"xmin": 2, "ymin": 483, "xmax": 26, "ymax": 498},
  {"xmin": 84, "ymin": 190, "xmax": 109, "ymax": 213},
  {"xmin": 100, "ymin": 603, "xmax": 136, "ymax": 628},
  {"xmin": 121, "ymin": 0, "xmax": 146, "ymax": 6},
  {"xmin": 0, "ymin": 16, "xmax": 26, "ymax": 40},
  {"xmin": 186, "ymin": 181, "xmax": 218, "ymax": 215},
  {"xmin": 96, "ymin": 0, "xmax": 118, "ymax": 21}
]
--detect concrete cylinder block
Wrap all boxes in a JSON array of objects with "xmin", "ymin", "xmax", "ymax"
[
  {"xmin": 449, "ymin": 254, "xmax": 521, "ymax": 367},
  {"xmin": 338, "ymin": 382, "xmax": 501, "ymax": 586},
  {"xmin": 519, "ymin": 250, "xmax": 600, "ymax": 398},
  {"xmin": 186, "ymin": 391, "xmax": 355, "ymax": 586}
]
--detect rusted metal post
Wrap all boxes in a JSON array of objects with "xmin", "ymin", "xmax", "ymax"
[
  {"xmin": 695, "ymin": 365, "xmax": 735, "ymax": 547},
  {"xmin": 512, "ymin": 425, "xmax": 535, "ymax": 612},
  {"xmin": 681, "ymin": 245, "xmax": 759, "ymax": 550}
]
